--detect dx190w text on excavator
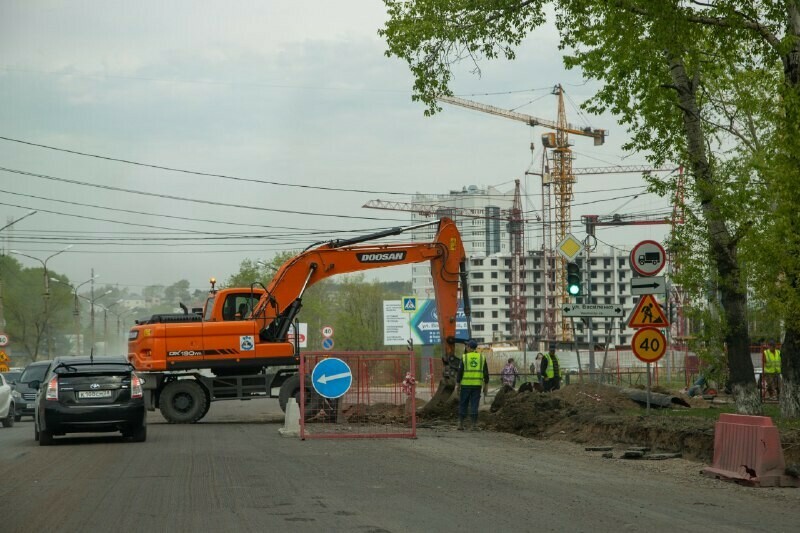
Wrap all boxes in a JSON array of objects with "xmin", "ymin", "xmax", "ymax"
[{"xmin": 128, "ymin": 218, "xmax": 469, "ymax": 423}]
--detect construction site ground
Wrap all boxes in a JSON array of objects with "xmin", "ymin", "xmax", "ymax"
[{"xmin": 415, "ymin": 382, "xmax": 800, "ymax": 467}]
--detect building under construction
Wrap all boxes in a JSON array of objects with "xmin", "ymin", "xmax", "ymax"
[{"xmin": 369, "ymin": 183, "xmax": 656, "ymax": 349}]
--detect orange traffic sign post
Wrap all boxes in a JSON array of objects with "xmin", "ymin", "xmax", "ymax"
[
  {"xmin": 627, "ymin": 294, "xmax": 669, "ymax": 328},
  {"xmin": 632, "ymin": 327, "xmax": 667, "ymax": 363}
]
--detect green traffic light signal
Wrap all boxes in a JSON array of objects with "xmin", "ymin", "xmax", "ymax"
[{"xmin": 567, "ymin": 262, "xmax": 581, "ymax": 296}]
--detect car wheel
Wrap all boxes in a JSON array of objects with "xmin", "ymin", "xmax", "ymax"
[
  {"xmin": 2, "ymin": 405, "xmax": 14, "ymax": 427},
  {"xmin": 14, "ymin": 414, "xmax": 21, "ymax": 422},
  {"xmin": 39, "ymin": 428, "xmax": 54, "ymax": 446},
  {"xmin": 130, "ymin": 424, "xmax": 147, "ymax": 442},
  {"xmin": 34, "ymin": 423, "xmax": 39, "ymax": 441},
  {"xmin": 159, "ymin": 380, "xmax": 208, "ymax": 424}
]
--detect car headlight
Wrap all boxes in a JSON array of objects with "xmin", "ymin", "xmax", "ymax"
[{"xmin": 12, "ymin": 390, "xmax": 21, "ymax": 399}]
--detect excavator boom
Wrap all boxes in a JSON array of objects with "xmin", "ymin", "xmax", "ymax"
[{"xmin": 129, "ymin": 218, "xmax": 468, "ymax": 410}]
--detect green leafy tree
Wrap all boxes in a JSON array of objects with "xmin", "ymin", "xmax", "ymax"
[
  {"xmin": 0, "ymin": 256, "xmax": 73, "ymax": 361},
  {"xmin": 164, "ymin": 279, "xmax": 192, "ymax": 306},
  {"xmin": 379, "ymin": 0, "xmax": 795, "ymax": 412}
]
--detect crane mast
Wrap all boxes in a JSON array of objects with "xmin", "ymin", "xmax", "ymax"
[{"xmin": 441, "ymin": 85, "xmax": 607, "ymax": 343}]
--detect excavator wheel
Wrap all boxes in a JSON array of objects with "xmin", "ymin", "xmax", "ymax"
[
  {"xmin": 159, "ymin": 380, "xmax": 208, "ymax": 424},
  {"xmin": 278, "ymin": 374, "xmax": 323, "ymax": 416},
  {"xmin": 196, "ymin": 389, "xmax": 212, "ymax": 421}
]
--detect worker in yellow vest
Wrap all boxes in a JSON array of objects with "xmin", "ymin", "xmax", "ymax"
[
  {"xmin": 541, "ymin": 343, "xmax": 562, "ymax": 392},
  {"xmin": 456, "ymin": 340, "xmax": 489, "ymax": 431},
  {"xmin": 763, "ymin": 340, "xmax": 781, "ymax": 400}
]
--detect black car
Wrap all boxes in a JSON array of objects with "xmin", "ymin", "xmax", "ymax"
[
  {"xmin": 33, "ymin": 356, "xmax": 146, "ymax": 445},
  {"xmin": 13, "ymin": 361, "xmax": 53, "ymax": 421}
]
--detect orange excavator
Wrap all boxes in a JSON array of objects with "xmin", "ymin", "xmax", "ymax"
[{"xmin": 128, "ymin": 218, "xmax": 469, "ymax": 423}]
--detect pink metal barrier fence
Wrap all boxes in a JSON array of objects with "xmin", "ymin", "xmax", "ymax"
[{"xmin": 299, "ymin": 351, "xmax": 417, "ymax": 439}]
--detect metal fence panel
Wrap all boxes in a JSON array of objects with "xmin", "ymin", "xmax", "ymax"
[{"xmin": 299, "ymin": 351, "xmax": 416, "ymax": 440}]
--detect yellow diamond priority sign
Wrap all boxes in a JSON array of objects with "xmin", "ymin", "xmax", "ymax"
[{"xmin": 557, "ymin": 234, "xmax": 583, "ymax": 261}]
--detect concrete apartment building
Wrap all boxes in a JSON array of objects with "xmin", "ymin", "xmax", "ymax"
[{"xmin": 409, "ymin": 184, "xmax": 644, "ymax": 348}]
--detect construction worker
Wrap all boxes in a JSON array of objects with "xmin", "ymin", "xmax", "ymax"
[
  {"xmin": 456, "ymin": 339, "xmax": 489, "ymax": 431},
  {"xmin": 763, "ymin": 340, "xmax": 781, "ymax": 400},
  {"xmin": 541, "ymin": 343, "xmax": 561, "ymax": 392}
]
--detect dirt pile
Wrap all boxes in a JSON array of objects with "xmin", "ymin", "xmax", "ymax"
[{"xmin": 412, "ymin": 383, "xmax": 800, "ymax": 465}]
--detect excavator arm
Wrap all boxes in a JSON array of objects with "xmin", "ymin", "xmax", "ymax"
[{"xmin": 252, "ymin": 217, "xmax": 469, "ymax": 406}]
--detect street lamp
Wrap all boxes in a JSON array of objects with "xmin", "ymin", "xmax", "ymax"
[
  {"xmin": 78, "ymin": 290, "xmax": 113, "ymax": 354},
  {"xmin": 0, "ymin": 210, "xmax": 37, "ymax": 235},
  {"xmin": 50, "ymin": 275, "xmax": 100, "ymax": 355},
  {"xmin": 97, "ymin": 300, "xmax": 123, "ymax": 355},
  {"xmin": 10, "ymin": 245, "xmax": 73, "ymax": 357},
  {"xmin": 0, "ymin": 210, "xmax": 37, "ymax": 333},
  {"xmin": 106, "ymin": 305, "xmax": 130, "ymax": 355}
]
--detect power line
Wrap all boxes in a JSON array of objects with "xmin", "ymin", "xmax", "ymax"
[
  {"xmin": 0, "ymin": 166, "xmax": 408, "ymax": 222},
  {"xmin": 0, "ymin": 136, "xmax": 411, "ymax": 196},
  {"xmin": 0, "ymin": 187, "xmax": 396, "ymax": 233},
  {"xmin": 0, "ymin": 135, "xmax": 663, "ymax": 199}
]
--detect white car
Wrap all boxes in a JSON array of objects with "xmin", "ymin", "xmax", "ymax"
[{"xmin": 0, "ymin": 373, "xmax": 14, "ymax": 427}]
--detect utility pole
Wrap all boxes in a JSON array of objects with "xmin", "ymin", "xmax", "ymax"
[
  {"xmin": 10, "ymin": 244, "xmax": 72, "ymax": 358},
  {"xmin": 90, "ymin": 268, "xmax": 95, "ymax": 354},
  {"xmin": 0, "ymin": 211, "xmax": 38, "ymax": 355}
]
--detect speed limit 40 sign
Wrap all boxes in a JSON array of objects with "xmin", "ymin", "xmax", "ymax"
[
  {"xmin": 0, "ymin": 334, "xmax": 8, "ymax": 347},
  {"xmin": 632, "ymin": 327, "xmax": 666, "ymax": 363}
]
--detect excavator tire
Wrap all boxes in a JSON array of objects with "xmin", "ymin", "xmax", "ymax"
[
  {"xmin": 196, "ymin": 389, "xmax": 212, "ymax": 421},
  {"xmin": 159, "ymin": 380, "xmax": 208, "ymax": 424},
  {"xmin": 278, "ymin": 374, "xmax": 323, "ymax": 416}
]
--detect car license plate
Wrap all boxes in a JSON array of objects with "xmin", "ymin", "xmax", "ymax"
[{"xmin": 78, "ymin": 390, "xmax": 112, "ymax": 399}]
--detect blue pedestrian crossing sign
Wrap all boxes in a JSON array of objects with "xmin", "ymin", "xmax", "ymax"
[
  {"xmin": 402, "ymin": 296, "xmax": 417, "ymax": 313},
  {"xmin": 312, "ymin": 357, "xmax": 352, "ymax": 399}
]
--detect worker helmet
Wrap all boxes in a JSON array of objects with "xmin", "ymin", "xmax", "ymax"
[{"xmin": 467, "ymin": 339, "xmax": 478, "ymax": 349}]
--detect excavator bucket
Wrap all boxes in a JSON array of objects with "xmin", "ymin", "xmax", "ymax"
[{"xmin": 420, "ymin": 356, "xmax": 460, "ymax": 415}]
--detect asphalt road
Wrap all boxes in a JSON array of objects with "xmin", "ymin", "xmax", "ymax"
[{"xmin": 2, "ymin": 400, "xmax": 799, "ymax": 533}]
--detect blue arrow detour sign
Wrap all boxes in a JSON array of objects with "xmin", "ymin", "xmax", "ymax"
[{"xmin": 311, "ymin": 357, "xmax": 352, "ymax": 399}]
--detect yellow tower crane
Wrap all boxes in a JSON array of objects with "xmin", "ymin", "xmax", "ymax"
[{"xmin": 439, "ymin": 85, "xmax": 606, "ymax": 342}]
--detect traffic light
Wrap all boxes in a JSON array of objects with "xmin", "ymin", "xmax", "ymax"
[{"xmin": 566, "ymin": 262, "xmax": 581, "ymax": 296}]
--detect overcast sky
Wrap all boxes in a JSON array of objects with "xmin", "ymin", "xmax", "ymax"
[{"xmin": 0, "ymin": 1, "xmax": 672, "ymax": 295}]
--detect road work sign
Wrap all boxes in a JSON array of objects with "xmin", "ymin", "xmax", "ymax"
[
  {"xmin": 312, "ymin": 357, "xmax": 352, "ymax": 399},
  {"xmin": 0, "ymin": 350, "xmax": 9, "ymax": 363},
  {"xmin": 627, "ymin": 294, "xmax": 669, "ymax": 328}
]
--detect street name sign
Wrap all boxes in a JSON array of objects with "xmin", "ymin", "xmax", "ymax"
[
  {"xmin": 630, "ymin": 276, "xmax": 667, "ymax": 296},
  {"xmin": 562, "ymin": 303, "xmax": 624, "ymax": 318},
  {"xmin": 312, "ymin": 357, "xmax": 352, "ymax": 399}
]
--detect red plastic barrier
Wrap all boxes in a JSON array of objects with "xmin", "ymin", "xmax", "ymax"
[{"xmin": 702, "ymin": 413, "xmax": 799, "ymax": 487}]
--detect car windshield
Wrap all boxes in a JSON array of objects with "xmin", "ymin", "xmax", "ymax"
[
  {"xmin": 2, "ymin": 371, "xmax": 21, "ymax": 383},
  {"xmin": 20, "ymin": 365, "xmax": 49, "ymax": 384}
]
